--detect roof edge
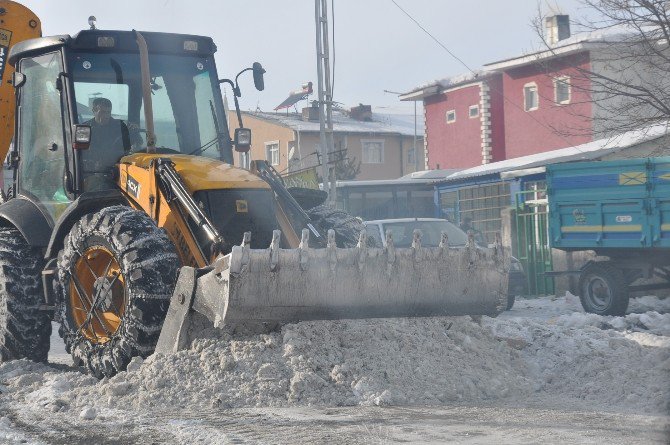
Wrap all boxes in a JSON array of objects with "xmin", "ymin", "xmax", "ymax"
[{"xmin": 484, "ymin": 41, "xmax": 596, "ymax": 70}]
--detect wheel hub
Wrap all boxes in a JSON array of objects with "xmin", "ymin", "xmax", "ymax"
[
  {"xmin": 92, "ymin": 274, "xmax": 120, "ymax": 312},
  {"xmin": 69, "ymin": 246, "xmax": 127, "ymax": 344},
  {"xmin": 587, "ymin": 277, "xmax": 611, "ymax": 310}
]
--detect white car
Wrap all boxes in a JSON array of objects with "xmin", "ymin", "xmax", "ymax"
[{"xmin": 362, "ymin": 218, "xmax": 526, "ymax": 310}]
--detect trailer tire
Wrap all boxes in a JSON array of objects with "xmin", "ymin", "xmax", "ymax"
[
  {"xmin": 307, "ymin": 204, "xmax": 373, "ymax": 247},
  {"xmin": 56, "ymin": 206, "xmax": 180, "ymax": 378},
  {"xmin": 578, "ymin": 262, "xmax": 629, "ymax": 316},
  {"xmin": 0, "ymin": 227, "xmax": 51, "ymax": 362}
]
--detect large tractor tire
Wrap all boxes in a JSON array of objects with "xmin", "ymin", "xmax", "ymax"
[
  {"xmin": 306, "ymin": 204, "xmax": 370, "ymax": 247},
  {"xmin": 578, "ymin": 262, "xmax": 629, "ymax": 316},
  {"xmin": 56, "ymin": 206, "xmax": 180, "ymax": 378},
  {"xmin": 0, "ymin": 227, "xmax": 51, "ymax": 362}
]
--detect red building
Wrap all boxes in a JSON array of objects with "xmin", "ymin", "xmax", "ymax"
[
  {"xmin": 418, "ymin": 72, "xmax": 505, "ymax": 170},
  {"xmin": 401, "ymin": 15, "xmax": 648, "ymax": 170}
]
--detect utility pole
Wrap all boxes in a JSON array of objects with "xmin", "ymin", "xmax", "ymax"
[{"xmin": 314, "ymin": 0, "xmax": 336, "ymax": 202}]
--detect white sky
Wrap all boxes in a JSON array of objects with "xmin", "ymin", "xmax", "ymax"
[{"xmin": 19, "ymin": 0, "xmax": 591, "ymax": 114}]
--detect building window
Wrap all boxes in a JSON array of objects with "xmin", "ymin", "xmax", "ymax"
[
  {"xmin": 407, "ymin": 147, "xmax": 416, "ymax": 165},
  {"xmin": 362, "ymin": 140, "xmax": 384, "ymax": 164},
  {"xmin": 523, "ymin": 82, "xmax": 539, "ymax": 111},
  {"xmin": 265, "ymin": 141, "xmax": 280, "ymax": 166},
  {"xmin": 554, "ymin": 76, "xmax": 571, "ymax": 104},
  {"xmin": 446, "ymin": 109, "xmax": 456, "ymax": 123},
  {"xmin": 238, "ymin": 151, "xmax": 250, "ymax": 169},
  {"xmin": 469, "ymin": 105, "xmax": 479, "ymax": 118}
]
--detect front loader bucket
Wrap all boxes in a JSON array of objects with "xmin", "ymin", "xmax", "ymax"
[{"xmin": 156, "ymin": 229, "xmax": 509, "ymax": 353}]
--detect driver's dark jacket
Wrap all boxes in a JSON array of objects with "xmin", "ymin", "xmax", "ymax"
[{"xmin": 81, "ymin": 118, "xmax": 130, "ymax": 173}]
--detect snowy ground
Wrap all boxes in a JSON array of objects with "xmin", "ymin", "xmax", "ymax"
[{"xmin": 0, "ymin": 294, "xmax": 668, "ymax": 444}]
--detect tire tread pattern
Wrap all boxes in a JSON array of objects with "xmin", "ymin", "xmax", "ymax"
[
  {"xmin": 0, "ymin": 227, "xmax": 51, "ymax": 362},
  {"xmin": 56, "ymin": 205, "xmax": 179, "ymax": 378},
  {"xmin": 306, "ymin": 204, "xmax": 371, "ymax": 248}
]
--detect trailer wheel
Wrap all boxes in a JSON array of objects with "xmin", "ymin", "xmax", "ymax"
[
  {"xmin": 307, "ymin": 204, "xmax": 373, "ymax": 247},
  {"xmin": 0, "ymin": 227, "xmax": 52, "ymax": 362},
  {"xmin": 56, "ymin": 206, "xmax": 180, "ymax": 378},
  {"xmin": 578, "ymin": 262, "xmax": 629, "ymax": 316}
]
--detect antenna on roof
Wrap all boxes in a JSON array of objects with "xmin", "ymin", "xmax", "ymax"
[{"xmin": 88, "ymin": 16, "xmax": 97, "ymax": 30}]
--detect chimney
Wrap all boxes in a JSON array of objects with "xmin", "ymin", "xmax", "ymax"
[
  {"xmin": 545, "ymin": 15, "xmax": 570, "ymax": 45},
  {"xmin": 350, "ymin": 104, "xmax": 372, "ymax": 121},
  {"xmin": 302, "ymin": 101, "xmax": 320, "ymax": 122}
]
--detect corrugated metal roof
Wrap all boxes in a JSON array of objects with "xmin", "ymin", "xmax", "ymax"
[
  {"xmin": 337, "ymin": 169, "xmax": 460, "ymax": 188},
  {"xmin": 245, "ymin": 109, "xmax": 424, "ymax": 137},
  {"xmin": 436, "ymin": 123, "xmax": 669, "ymax": 184}
]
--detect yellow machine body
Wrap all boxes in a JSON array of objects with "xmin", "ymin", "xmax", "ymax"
[
  {"xmin": 0, "ymin": 0, "xmax": 40, "ymax": 163},
  {"xmin": 115, "ymin": 153, "xmax": 300, "ymax": 268}
]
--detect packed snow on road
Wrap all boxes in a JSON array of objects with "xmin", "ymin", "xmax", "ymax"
[{"xmin": 0, "ymin": 294, "xmax": 668, "ymax": 444}]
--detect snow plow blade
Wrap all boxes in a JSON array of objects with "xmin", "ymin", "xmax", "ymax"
[{"xmin": 155, "ymin": 229, "xmax": 509, "ymax": 353}]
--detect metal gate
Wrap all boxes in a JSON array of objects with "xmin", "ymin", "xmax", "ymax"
[{"xmin": 514, "ymin": 189, "xmax": 554, "ymax": 295}]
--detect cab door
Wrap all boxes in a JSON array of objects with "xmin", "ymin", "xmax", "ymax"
[{"xmin": 16, "ymin": 50, "xmax": 71, "ymax": 222}]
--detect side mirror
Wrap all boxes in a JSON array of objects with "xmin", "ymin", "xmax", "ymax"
[
  {"xmin": 234, "ymin": 128, "xmax": 251, "ymax": 152},
  {"xmin": 12, "ymin": 72, "xmax": 26, "ymax": 88},
  {"xmin": 252, "ymin": 62, "xmax": 265, "ymax": 92},
  {"xmin": 73, "ymin": 125, "xmax": 91, "ymax": 150}
]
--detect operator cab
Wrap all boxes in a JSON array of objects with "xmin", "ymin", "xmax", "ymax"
[{"xmin": 7, "ymin": 29, "xmax": 262, "ymax": 222}]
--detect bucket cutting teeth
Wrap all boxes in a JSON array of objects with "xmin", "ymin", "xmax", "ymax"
[{"xmin": 156, "ymin": 229, "xmax": 510, "ymax": 353}]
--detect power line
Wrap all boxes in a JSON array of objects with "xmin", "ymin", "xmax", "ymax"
[
  {"xmin": 390, "ymin": 0, "xmax": 475, "ymax": 74},
  {"xmin": 390, "ymin": 0, "xmax": 587, "ymax": 155}
]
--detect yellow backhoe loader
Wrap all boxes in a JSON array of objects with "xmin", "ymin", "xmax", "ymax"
[{"xmin": 0, "ymin": 1, "xmax": 509, "ymax": 378}]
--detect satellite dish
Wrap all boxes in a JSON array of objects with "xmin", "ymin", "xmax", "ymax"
[{"xmin": 288, "ymin": 146, "xmax": 295, "ymax": 160}]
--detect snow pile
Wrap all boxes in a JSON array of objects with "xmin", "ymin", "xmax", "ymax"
[
  {"xmin": 489, "ymin": 314, "xmax": 670, "ymax": 413},
  {"xmin": 0, "ymin": 416, "xmax": 46, "ymax": 445},
  {"xmin": 630, "ymin": 295, "xmax": 670, "ymax": 314},
  {"xmin": 555, "ymin": 311, "xmax": 670, "ymax": 336},
  {"xmin": 70, "ymin": 317, "xmax": 532, "ymax": 410},
  {"xmin": 0, "ymin": 296, "xmax": 667, "ymax": 422},
  {"xmin": 488, "ymin": 296, "xmax": 670, "ymax": 414}
]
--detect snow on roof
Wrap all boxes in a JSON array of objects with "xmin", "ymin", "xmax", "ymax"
[
  {"xmin": 400, "ymin": 169, "xmax": 461, "ymax": 180},
  {"xmin": 400, "ymin": 70, "xmax": 495, "ymax": 100},
  {"xmin": 547, "ymin": 24, "xmax": 634, "ymax": 46},
  {"xmin": 485, "ymin": 25, "xmax": 640, "ymax": 70},
  {"xmin": 401, "ymin": 25, "xmax": 640, "ymax": 100},
  {"xmin": 440, "ymin": 122, "xmax": 669, "ymax": 183},
  {"xmin": 336, "ymin": 169, "xmax": 461, "ymax": 188},
  {"xmin": 246, "ymin": 109, "xmax": 424, "ymax": 137}
]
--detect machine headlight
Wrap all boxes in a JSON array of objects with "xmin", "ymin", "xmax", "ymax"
[
  {"xmin": 234, "ymin": 128, "xmax": 252, "ymax": 152},
  {"xmin": 73, "ymin": 125, "xmax": 91, "ymax": 150}
]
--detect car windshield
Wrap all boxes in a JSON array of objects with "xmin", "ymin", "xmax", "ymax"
[
  {"xmin": 68, "ymin": 51, "xmax": 227, "ymax": 159},
  {"xmin": 380, "ymin": 220, "xmax": 468, "ymax": 247}
]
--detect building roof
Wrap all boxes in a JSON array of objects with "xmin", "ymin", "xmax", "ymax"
[
  {"xmin": 436, "ymin": 122, "xmax": 669, "ymax": 184},
  {"xmin": 244, "ymin": 109, "xmax": 424, "ymax": 137},
  {"xmin": 485, "ymin": 25, "xmax": 635, "ymax": 70},
  {"xmin": 400, "ymin": 25, "xmax": 637, "ymax": 101},
  {"xmin": 337, "ymin": 169, "xmax": 460, "ymax": 188},
  {"xmin": 399, "ymin": 70, "xmax": 497, "ymax": 102}
]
